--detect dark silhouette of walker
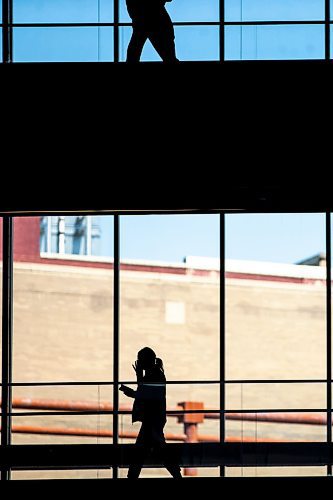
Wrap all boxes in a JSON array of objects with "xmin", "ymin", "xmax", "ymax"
[
  {"xmin": 126, "ymin": 0, "xmax": 179, "ymax": 62},
  {"xmin": 120, "ymin": 347, "xmax": 182, "ymax": 478}
]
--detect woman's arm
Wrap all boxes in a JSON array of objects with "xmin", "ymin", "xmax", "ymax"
[
  {"xmin": 132, "ymin": 360, "xmax": 144, "ymax": 383},
  {"xmin": 119, "ymin": 385, "xmax": 136, "ymax": 398}
]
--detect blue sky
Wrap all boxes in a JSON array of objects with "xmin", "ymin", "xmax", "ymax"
[
  {"xmin": 96, "ymin": 213, "xmax": 327, "ymax": 264},
  {"xmin": 6, "ymin": 0, "xmax": 332, "ymax": 61}
]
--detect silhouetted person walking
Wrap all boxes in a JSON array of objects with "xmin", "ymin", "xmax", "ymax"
[
  {"xmin": 126, "ymin": 0, "xmax": 179, "ymax": 62},
  {"xmin": 120, "ymin": 347, "xmax": 182, "ymax": 478}
]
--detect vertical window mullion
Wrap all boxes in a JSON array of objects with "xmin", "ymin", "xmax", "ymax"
[
  {"xmin": 219, "ymin": 0, "xmax": 225, "ymax": 62},
  {"xmin": 1, "ymin": 216, "xmax": 14, "ymax": 481},
  {"xmin": 325, "ymin": 0, "xmax": 330, "ymax": 60},
  {"xmin": 9, "ymin": 0, "xmax": 13, "ymax": 62},
  {"xmin": 326, "ymin": 212, "xmax": 332, "ymax": 475},
  {"xmin": 114, "ymin": 0, "xmax": 119, "ymax": 62},
  {"xmin": 220, "ymin": 213, "xmax": 225, "ymax": 476},
  {"xmin": 2, "ymin": 0, "xmax": 13, "ymax": 63},
  {"xmin": 113, "ymin": 215, "xmax": 120, "ymax": 478}
]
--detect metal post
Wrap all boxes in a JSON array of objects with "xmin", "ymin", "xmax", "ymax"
[
  {"xmin": 326, "ymin": 212, "xmax": 332, "ymax": 475},
  {"xmin": 183, "ymin": 423, "xmax": 198, "ymax": 476},
  {"xmin": 113, "ymin": 215, "xmax": 120, "ymax": 478},
  {"xmin": 114, "ymin": 0, "xmax": 119, "ymax": 62},
  {"xmin": 86, "ymin": 217, "xmax": 92, "ymax": 256},
  {"xmin": 58, "ymin": 216, "xmax": 65, "ymax": 254},
  {"xmin": 1, "ymin": 217, "xmax": 14, "ymax": 480},
  {"xmin": 47, "ymin": 216, "xmax": 52, "ymax": 254},
  {"xmin": 2, "ymin": 0, "xmax": 13, "ymax": 63},
  {"xmin": 2, "ymin": 0, "xmax": 9, "ymax": 63},
  {"xmin": 178, "ymin": 401, "xmax": 204, "ymax": 477},
  {"xmin": 325, "ymin": 0, "xmax": 330, "ymax": 61},
  {"xmin": 220, "ymin": 213, "xmax": 225, "ymax": 476},
  {"xmin": 219, "ymin": 0, "xmax": 225, "ymax": 62}
]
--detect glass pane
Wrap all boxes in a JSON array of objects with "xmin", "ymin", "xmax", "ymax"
[
  {"xmin": 167, "ymin": 0, "xmax": 219, "ymax": 22},
  {"xmin": 13, "ymin": 27, "xmax": 114, "ymax": 62},
  {"xmin": 175, "ymin": 26, "xmax": 219, "ymax": 61},
  {"xmin": 119, "ymin": 214, "xmax": 219, "ymax": 477},
  {"xmin": 226, "ymin": 412, "xmax": 326, "ymax": 442},
  {"xmin": 225, "ymin": 24, "xmax": 325, "ymax": 60},
  {"xmin": 12, "ymin": 469, "xmax": 112, "ymax": 479},
  {"xmin": 226, "ymin": 383, "xmax": 326, "ymax": 410},
  {"xmin": 119, "ymin": 0, "xmax": 131, "ymax": 23},
  {"xmin": 225, "ymin": 0, "xmax": 325, "ymax": 22},
  {"xmin": 226, "ymin": 213, "xmax": 326, "ymax": 381},
  {"xmin": 118, "ymin": 411, "xmax": 220, "ymax": 477},
  {"xmin": 225, "ymin": 466, "xmax": 327, "ymax": 477},
  {"xmin": 13, "ymin": 384, "xmax": 113, "ymax": 410},
  {"xmin": 13, "ymin": 216, "xmax": 114, "ymax": 385},
  {"xmin": 12, "ymin": 414, "xmax": 113, "ymax": 444},
  {"xmin": 120, "ymin": 0, "xmax": 219, "ymax": 23},
  {"xmin": 119, "ymin": 26, "xmax": 160, "ymax": 61},
  {"xmin": 119, "ymin": 380, "xmax": 220, "ymax": 476},
  {"xmin": 120, "ymin": 214, "xmax": 220, "ymax": 382},
  {"xmin": 119, "ymin": 383, "xmax": 219, "ymax": 416},
  {"xmin": 119, "ymin": 465, "xmax": 221, "ymax": 477},
  {"xmin": 14, "ymin": 0, "xmax": 113, "ymax": 23},
  {"xmin": 120, "ymin": 25, "xmax": 219, "ymax": 62}
]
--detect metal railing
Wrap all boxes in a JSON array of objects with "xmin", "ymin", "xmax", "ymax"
[{"xmin": 1, "ymin": 394, "xmax": 332, "ymax": 475}]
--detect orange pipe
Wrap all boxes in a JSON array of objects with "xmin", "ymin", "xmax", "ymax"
[
  {"xmin": 10, "ymin": 398, "xmax": 130, "ymax": 412},
  {"xmin": 2, "ymin": 398, "xmax": 329, "ymax": 426},
  {"xmin": 8, "ymin": 398, "xmax": 181, "ymax": 414},
  {"xmin": 224, "ymin": 412, "xmax": 327, "ymax": 426},
  {"xmin": 204, "ymin": 412, "xmax": 328, "ymax": 426},
  {"xmin": 7, "ymin": 425, "xmax": 304, "ymax": 443},
  {"xmin": 8, "ymin": 425, "xmax": 300, "ymax": 442},
  {"xmin": 9, "ymin": 425, "xmax": 186, "ymax": 441}
]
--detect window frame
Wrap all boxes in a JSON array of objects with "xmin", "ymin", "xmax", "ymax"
[
  {"xmin": 1, "ymin": 0, "xmax": 331, "ymax": 62},
  {"xmin": 1, "ymin": 209, "xmax": 332, "ymax": 479}
]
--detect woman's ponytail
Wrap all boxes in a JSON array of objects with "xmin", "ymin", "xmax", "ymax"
[{"xmin": 155, "ymin": 357, "xmax": 164, "ymax": 373}]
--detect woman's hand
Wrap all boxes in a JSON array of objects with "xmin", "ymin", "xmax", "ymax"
[
  {"xmin": 132, "ymin": 360, "xmax": 143, "ymax": 380},
  {"xmin": 119, "ymin": 384, "xmax": 135, "ymax": 398}
]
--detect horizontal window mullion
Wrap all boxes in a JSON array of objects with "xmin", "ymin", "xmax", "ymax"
[
  {"xmin": 224, "ymin": 20, "xmax": 326, "ymax": 25},
  {"xmin": 9, "ymin": 20, "xmax": 330, "ymax": 28},
  {"xmin": 6, "ymin": 379, "xmax": 331, "ymax": 387},
  {"xmin": 8, "ymin": 408, "xmax": 328, "ymax": 417}
]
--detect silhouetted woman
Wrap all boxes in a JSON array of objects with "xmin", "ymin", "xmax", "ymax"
[
  {"xmin": 126, "ymin": 0, "xmax": 179, "ymax": 62},
  {"xmin": 120, "ymin": 347, "xmax": 182, "ymax": 478}
]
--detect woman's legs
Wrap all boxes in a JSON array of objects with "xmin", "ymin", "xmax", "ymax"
[
  {"xmin": 148, "ymin": 9, "xmax": 178, "ymax": 62},
  {"xmin": 127, "ymin": 27, "xmax": 148, "ymax": 63},
  {"xmin": 127, "ymin": 423, "xmax": 182, "ymax": 478},
  {"xmin": 127, "ymin": 425, "xmax": 146, "ymax": 478},
  {"xmin": 152, "ymin": 425, "xmax": 182, "ymax": 479},
  {"xmin": 126, "ymin": 5, "xmax": 178, "ymax": 63}
]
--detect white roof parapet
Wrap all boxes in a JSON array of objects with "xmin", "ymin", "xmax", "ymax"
[
  {"xmin": 40, "ymin": 253, "xmax": 327, "ymax": 280},
  {"xmin": 225, "ymin": 258, "xmax": 326, "ymax": 280},
  {"xmin": 184, "ymin": 256, "xmax": 326, "ymax": 279}
]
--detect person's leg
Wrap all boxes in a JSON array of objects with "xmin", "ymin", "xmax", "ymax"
[
  {"xmin": 151, "ymin": 425, "xmax": 182, "ymax": 478},
  {"xmin": 148, "ymin": 9, "xmax": 179, "ymax": 62},
  {"xmin": 127, "ymin": 425, "xmax": 146, "ymax": 478},
  {"xmin": 127, "ymin": 25, "xmax": 148, "ymax": 63}
]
